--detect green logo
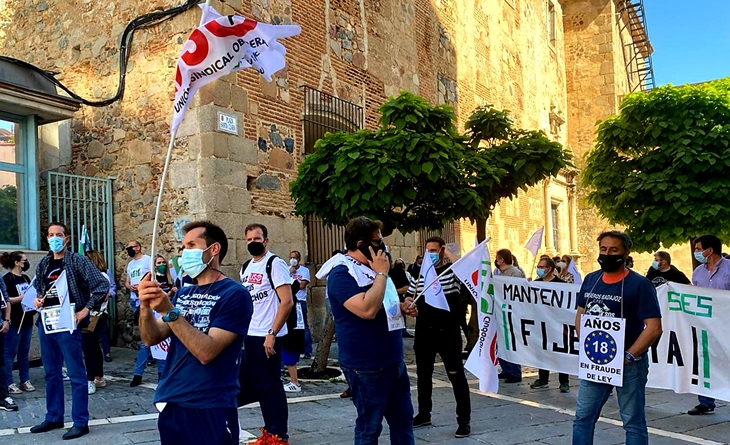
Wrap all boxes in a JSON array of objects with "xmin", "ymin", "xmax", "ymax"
[{"xmin": 667, "ymin": 291, "xmax": 712, "ymax": 318}]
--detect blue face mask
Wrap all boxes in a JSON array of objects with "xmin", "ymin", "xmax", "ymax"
[
  {"xmin": 536, "ymin": 268, "xmax": 547, "ymax": 278},
  {"xmin": 651, "ymin": 261, "xmax": 660, "ymax": 270},
  {"xmin": 694, "ymin": 251, "xmax": 708, "ymax": 264},
  {"xmin": 48, "ymin": 236, "xmax": 66, "ymax": 253},
  {"xmin": 180, "ymin": 245, "xmax": 214, "ymax": 278},
  {"xmin": 428, "ymin": 252, "xmax": 440, "ymax": 266}
]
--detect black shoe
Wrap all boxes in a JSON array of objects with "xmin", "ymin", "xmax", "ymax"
[
  {"xmin": 688, "ymin": 404, "xmax": 714, "ymax": 415},
  {"xmin": 402, "ymin": 331, "xmax": 414, "ymax": 338},
  {"xmin": 455, "ymin": 424, "xmax": 471, "ymax": 438},
  {"xmin": 303, "ymin": 354, "xmax": 312, "ymax": 359},
  {"xmin": 497, "ymin": 373, "xmax": 507, "ymax": 379},
  {"xmin": 130, "ymin": 375, "xmax": 142, "ymax": 387},
  {"xmin": 30, "ymin": 420, "xmax": 64, "ymax": 433},
  {"xmin": 504, "ymin": 376, "xmax": 522, "ymax": 384},
  {"xmin": 104, "ymin": 354, "xmax": 112, "ymax": 363},
  {"xmin": 413, "ymin": 413, "xmax": 432, "ymax": 428},
  {"xmin": 0, "ymin": 397, "xmax": 18, "ymax": 412},
  {"xmin": 62, "ymin": 426, "xmax": 89, "ymax": 440}
]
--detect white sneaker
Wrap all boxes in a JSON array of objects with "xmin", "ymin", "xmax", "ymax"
[
  {"xmin": 7, "ymin": 384, "xmax": 22, "ymax": 395},
  {"xmin": 283, "ymin": 381, "xmax": 301, "ymax": 393},
  {"xmin": 87, "ymin": 381, "xmax": 96, "ymax": 395},
  {"xmin": 20, "ymin": 381, "xmax": 35, "ymax": 392},
  {"xmin": 62, "ymin": 368, "xmax": 70, "ymax": 381}
]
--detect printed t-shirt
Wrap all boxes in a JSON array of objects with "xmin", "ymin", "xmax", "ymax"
[
  {"xmin": 327, "ymin": 264, "xmax": 403, "ymax": 370},
  {"xmin": 290, "ymin": 265, "xmax": 310, "ymax": 301},
  {"xmin": 577, "ymin": 270, "xmax": 661, "ymax": 348},
  {"xmin": 154, "ymin": 277, "xmax": 253, "ymax": 409},
  {"xmin": 4, "ymin": 273, "xmax": 32, "ymax": 328},
  {"xmin": 127, "ymin": 255, "xmax": 152, "ymax": 303},
  {"xmin": 43, "ymin": 258, "xmax": 64, "ymax": 307},
  {"xmin": 240, "ymin": 251, "xmax": 293, "ymax": 337}
]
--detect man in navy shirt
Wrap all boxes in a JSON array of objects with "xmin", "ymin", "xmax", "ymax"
[
  {"xmin": 572, "ymin": 231, "xmax": 662, "ymax": 445},
  {"xmin": 138, "ymin": 221, "xmax": 253, "ymax": 445},
  {"xmin": 318, "ymin": 216, "xmax": 418, "ymax": 445}
]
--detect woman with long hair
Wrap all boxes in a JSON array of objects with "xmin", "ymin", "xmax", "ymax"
[
  {"xmin": 0, "ymin": 251, "xmax": 34, "ymax": 394},
  {"xmin": 557, "ymin": 255, "xmax": 576, "ymax": 284},
  {"xmin": 83, "ymin": 250, "xmax": 111, "ymax": 394}
]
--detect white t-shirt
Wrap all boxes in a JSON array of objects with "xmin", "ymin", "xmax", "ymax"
[
  {"xmin": 127, "ymin": 255, "xmax": 152, "ymax": 301},
  {"xmin": 290, "ymin": 265, "xmax": 310, "ymax": 302},
  {"xmin": 240, "ymin": 251, "xmax": 293, "ymax": 337}
]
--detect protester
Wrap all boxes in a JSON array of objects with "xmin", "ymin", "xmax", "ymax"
[
  {"xmin": 388, "ymin": 254, "xmax": 413, "ymax": 338},
  {"xmin": 317, "ymin": 216, "xmax": 418, "ymax": 445},
  {"xmin": 1, "ymin": 251, "xmax": 34, "ymax": 396},
  {"xmin": 127, "ymin": 243, "xmax": 161, "ymax": 387},
  {"xmin": 530, "ymin": 257, "xmax": 570, "ymax": 393},
  {"xmin": 687, "ymin": 235, "xmax": 728, "ymax": 415},
  {"xmin": 556, "ymin": 255, "xmax": 576, "ymax": 283},
  {"xmin": 138, "ymin": 221, "xmax": 253, "ymax": 445},
  {"xmin": 30, "ymin": 222, "xmax": 110, "ymax": 440},
  {"xmin": 99, "ymin": 266, "xmax": 115, "ymax": 363},
  {"xmin": 495, "ymin": 248, "xmax": 525, "ymax": 383},
  {"xmin": 81, "ymin": 250, "xmax": 111, "ymax": 395},
  {"xmin": 282, "ymin": 280, "xmax": 304, "ymax": 393},
  {"xmin": 240, "ymin": 223, "xmax": 294, "ymax": 445},
  {"xmin": 407, "ymin": 255, "xmax": 423, "ymax": 278},
  {"xmin": 572, "ymin": 231, "xmax": 662, "ymax": 445},
  {"xmin": 0, "ymin": 259, "xmax": 15, "ymax": 412},
  {"xmin": 408, "ymin": 236, "xmax": 471, "ymax": 438},
  {"xmin": 645, "ymin": 251, "xmax": 690, "ymax": 288},
  {"xmin": 168, "ymin": 247, "xmax": 183, "ymax": 283},
  {"xmin": 289, "ymin": 250, "xmax": 312, "ymax": 358}
]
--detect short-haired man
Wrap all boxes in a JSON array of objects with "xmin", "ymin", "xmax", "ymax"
[
  {"xmin": 409, "ymin": 236, "xmax": 472, "ymax": 438},
  {"xmin": 687, "ymin": 234, "xmax": 728, "ymax": 415},
  {"xmin": 138, "ymin": 221, "xmax": 252, "ymax": 444},
  {"xmin": 495, "ymin": 248, "xmax": 525, "ymax": 383},
  {"xmin": 241, "ymin": 223, "xmax": 294, "ymax": 445},
  {"xmin": 30, "ymin": 222, "xmax": 110, "ymax": 440},
  {"xmin": 572, "ymin": 231, "xmax": 662, "ymax": 445},
  {"xmin": 289, "ymin": 250, "xmax": 312, "ymax": 358},
  {"xmin": 645, "ymin": 251, "xmax": 690, "ymax": 288},
  {"xmin": 407, "ymin": 255, "xmax": 423, "ymax": 278},
  {"xmin": 317, "ymin": 216, "xmax": 418, "ymax": 445},
  {"xmin": 530, "ymin": 257, "xmax": 570, "ymax": 393}
]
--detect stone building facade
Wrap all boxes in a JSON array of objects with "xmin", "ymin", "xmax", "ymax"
[{"xmin": 0, "ymin": 0, "xmax": 691, "ymax": 341}]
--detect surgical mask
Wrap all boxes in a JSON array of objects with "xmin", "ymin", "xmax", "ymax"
[
  {"xmin": 126, "ymin": 246, "xmax": 137, "ymax": 257},
  {"xmin": 22, "ymin": 260, "xmax": 30, "ymax": 272},
  {"xmin": 597, "ymin": 254, "xmax": 625, "ymax": 273},
  {"xmin": 651, "ymin": 261, "xmax": 660, "ymax": 270},
  {"xmin": 536, "ymin": 268, "xmax": 547, "ymax": 278},
  {"xmin": 428, "ymin": 252, "xmax": 440, "ymax": 266},
  {"xmin": 48, "ymin": 236, "xmax": 66, "ymax": 253},
  {"xmin": 156, "ymin": 264, "xmax": 168, "ymax": 274},
  {"xmin": 556, "ymin": 261, "xmax": 567, "ymax": 269},
  {"xmin": 694, "ymin": 251, "xmax": 708, "ymax": 264},
  {"xmin": 290, "ymin": 258, "xmax": 298, "ymax": 267},
  {"xmin": 247, "ymin": 241, "xmax": 265, "ymax": 257},
  {"xmin": 180, "ymin": 245, "xmax": 214, "ymax": 278}
]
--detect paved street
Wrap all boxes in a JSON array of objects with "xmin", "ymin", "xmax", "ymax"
[{"xmin": 0, "ymin": 338, "xmax": 728, "ymax": 444}]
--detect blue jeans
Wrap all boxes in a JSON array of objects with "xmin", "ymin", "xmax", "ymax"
[
  {"xmin": 573, "ymin": 358, "xmax": 649, "ymax": 445},
  {"xmin": 134, "ymin": 342, "xmax": 165, "ymax": 376},
  {"xmin": 300, "ymin": 300, "xmax": 313, "ymax": 355},
  {"xmin": 342, "ymin": 361, "xmax": 415, "ymax": 445},
  {"xmin": 499, "ymin": 359, "xmax": 522, "ymax": 379},
  {"xmin": 4, "ymin": 324, "xmax": 32, "ymax": 386},
  {"xmin": 244, "ymin": 336, "xmax": 288, "ymax": 440},
  {"xmin": 698, "ymin": 395, "xmax": 716, "ymax": 409},
  {"xmin": 38, "ymin": 325, "xmax": 89, "ymax": 427}
]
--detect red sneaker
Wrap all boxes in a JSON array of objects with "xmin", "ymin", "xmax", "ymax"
[
  {"xmin": 267, "ymin": 433, "xmax": 289, "ymax": 444},
  {"xmin": 248, "ymin": 428, "xmax": 271, "ymax": 445}
]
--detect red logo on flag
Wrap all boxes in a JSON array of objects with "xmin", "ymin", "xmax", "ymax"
[
  {"xmin": 471, "ymin": 270, "xmax": 479, "ymax": 286},
  {"xmin": 249, "ymin": 273, "xmax": 264, "ymax": 284}
]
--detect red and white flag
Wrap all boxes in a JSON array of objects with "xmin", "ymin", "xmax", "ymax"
[{"xmin": 171, "ymin": 5, "xmax": 300, "ymax": 133}]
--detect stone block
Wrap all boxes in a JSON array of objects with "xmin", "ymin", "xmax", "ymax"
[
  {"xmin": 282, "ymin": 217, "xmax": 304, "ymax": 242},
  {"xmin": 169, "ymin": 161, "xmax": 198, "ymax": 189},
  {"xmin": 127, "ymin": 139, "xmax": 152, "ymax": 164},
  {"xmin": 198, "ymin": 81, "xmax": 231, "ymax": 108},
  {"xmin": 260, "ymin": 77, "xmax": 278, "ymax": 98},
  {"xmin": 229, "ymin": 138, "xmax": 258, "ymax": 165},
  {"xmin": 197, "ymin": 104, "xmax": 244, "ymax": 136},
  {"xmin": 199, "ymin": 132, "xmax": 229, "ymax": 158},
  {"xmin": 231, "ymin": 85, "xmax": 248, "ymax": 113},
  {"xmin": 203, "ymin": 185, "xmax": 251, "ymax": 214},
  {"xmin": 254, "ymin": 174, "xmax": 281, "ymax": 190},
  {"xmin": 199, "ymin": 158, "xmax": 248, "ymax": 189},
  {"xmin": 176, "ymin": 109, "xmax": 199, "ymax": 139},
  {"xmin": 242, "ymin": 215, "xmax": 284, "ymax": 241},
  {"xmin": 268, "ymin": 148, "xmax": 295, "ymax": 170},
  {"xmin": 187, "ymin": 188, "xmax": 205, "ymax": 214},
  {"xmin": 87, "ymin": 140, "xmax": 104, "ymax": 158},
  {"xmin": 210, "ymin": 213, "xmax": 244, "ymax": 242}
]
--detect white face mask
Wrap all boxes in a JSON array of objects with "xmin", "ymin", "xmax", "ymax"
[
  {"xmin": 290, "ymin": 258, "xmax": 298, "ymax": 267},
  {"xmin": 556, "ymin": 261, "xmax": 567, "ymax": 269}
]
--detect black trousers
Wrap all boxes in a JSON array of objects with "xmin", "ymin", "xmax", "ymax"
[
  {"xmin": 81, "ymin": 329, "xmax": 103, "ymax": 381},
  {"xmin": 0, "ymin": 331, "xmax": 7, "ymax": 399},
  {"xmin": 538, "ymin": 369, "xmax": 569, "ymax": 384},
  {"xmin": 158, "ymin": 403, "xmax": 238, "ymax": 445},
  {"xmin": 414, "ymin": 325, "xmax": 471, "ymax": 426}
]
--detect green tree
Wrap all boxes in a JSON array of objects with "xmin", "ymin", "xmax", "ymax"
[
  {"xmin": 582, "ymin": 78, "xmax": 730, "ymax": 253},
  {"xmin": 0, "ymin": 185, "xmax": 19, "ymax": 244}
]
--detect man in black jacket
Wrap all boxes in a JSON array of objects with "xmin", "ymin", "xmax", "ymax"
[{"xmin": 645, "ymin": 251, "xmax": 691, "ymax": 287}]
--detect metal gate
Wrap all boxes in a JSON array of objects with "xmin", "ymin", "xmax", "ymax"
[{"xmin": 46, "ymin": 172, "xmax": 115, "ymax": 332}]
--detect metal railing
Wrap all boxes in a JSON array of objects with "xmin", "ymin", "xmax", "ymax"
[
  {"xmin": 418, "ymin": 222, "xmax": 457, "ymax": 254},
  {"xmin": 304, "ymin": 216, "xmax": 345, "ymax": 265},
  {"xmin": 301, "ymin": 86, "xmax": 364, "ymax": 155}
]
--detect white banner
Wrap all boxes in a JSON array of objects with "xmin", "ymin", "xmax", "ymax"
[{"xmin": 578, "ymin": 314, "xmax": 626, "ymax": 387}]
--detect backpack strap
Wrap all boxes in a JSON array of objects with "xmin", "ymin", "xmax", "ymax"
[{"xmin": 241, "ymin": 256, "xmax": 281, "ymax": 300}]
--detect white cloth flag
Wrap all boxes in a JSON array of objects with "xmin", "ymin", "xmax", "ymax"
[
  {"xmin": 171, "ymin": 5, "xmax": 301, "ymax": 133},
  {"xmin": 567, "ymin": 257, "xmax": 583, "ymax": 285},
  {"xmin": 524, "ymin": 227, "xmax": 544, "ymax": 257},
  {"xmin": 419, "ymin": 253, "xmax": 449, "ymax": 311},
  {"xmin": 21, "ymin": 277, "xmax": 38, "ymax": 312}
]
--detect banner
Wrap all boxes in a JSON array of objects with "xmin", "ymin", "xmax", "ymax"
[{"xmin": 419, "ymin": 252, "xmax": 449, "ymax": 311}]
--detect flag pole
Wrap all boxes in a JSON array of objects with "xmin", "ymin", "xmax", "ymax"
[
  {"xmin": 149, "ymin": 130, "xmax": 178, "ymax": 275},
  {"xmin": 530, "ymin": 254, "xmax": 538, "ymax": 280}
]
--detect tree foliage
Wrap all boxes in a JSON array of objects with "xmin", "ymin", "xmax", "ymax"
[
  {"xmin": 583, "ymin": 78, "xmax": 730, "ymax": 252},
  {"xmin": 0, "ymin": 185, "xmax": 19, "ymax": 244},
  {"xmin": 291, "ymin": 92, "xmax": 571, "ymax": 237}
]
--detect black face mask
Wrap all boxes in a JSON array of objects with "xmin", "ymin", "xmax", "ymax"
[
  {"xmin": 358, "ymin": 239, "xmax": 386, "ymax": 261},
  {"xmin": 21, "ymin": 260, "xmax": 30, "ymax": 272},
  {"xmin": 247, "ymin": 241, "xmax": 266, "ymax": 257},
  {"xmin": 126, "ymin": 247, "xmax": 137, "ymax": 257},
  {"xmin": 598, "ymin": 254, "xmax": 625, "ymax": 273}
]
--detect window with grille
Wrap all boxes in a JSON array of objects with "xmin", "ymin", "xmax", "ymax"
[{"xmin": 551, "ymin": 203, "xmax": 560, "ymax": 251}]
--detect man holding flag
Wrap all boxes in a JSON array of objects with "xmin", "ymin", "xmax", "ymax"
[{"xmin": 408, "ymin": 236, "xmax": 472, "ymax": 439}]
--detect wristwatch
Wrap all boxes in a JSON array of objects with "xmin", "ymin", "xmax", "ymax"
[
  {"xmin": 624, "ymin": 351, "xmax": 637, "ymax": 363},
  {"xmin": 267, "ymin": 328, "xmax": 276, "ymax": 336},
  {"xmin": 162, "ymin": 308, "xmax": 181, "ymax": 323}
]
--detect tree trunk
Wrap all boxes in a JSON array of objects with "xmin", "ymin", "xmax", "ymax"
[
  {"xmin": 310, "ymin": 315, "xmax": 336, "ymax": 373},
  {"xmin": 476, "ymin": 217, "xmax": 488, "ymax": 243}
]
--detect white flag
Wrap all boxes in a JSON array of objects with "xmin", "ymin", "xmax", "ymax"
[
  {"xmin": 524, "ymin": 227, "xmax": 544, "ymax": 257},
  {"xmin": 567, "ymin": 256, "xmax": 583, "ymax": 285},
  {"xmin": 171, "ymin": 5, "xmax": 301, "ymax": 133},
  {"xmin": 20, "ymin": 277, "xmax": 38, "ymax": 312},
  {"xmin": 419, "ymin": 253, "xmax": 449, "ymax": 311}
]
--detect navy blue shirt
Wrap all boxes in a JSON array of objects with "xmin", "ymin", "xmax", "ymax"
[
  {"xmin": 327, "ymin": 265, "xmax": 403, "ymax": 370},
  {"xmin": 154, "ymin": 277, "xmax": 253, "ymax": 409},
  {"xmin": 577, "ymin": 270, "xmax": 661, "ymax": 349}
]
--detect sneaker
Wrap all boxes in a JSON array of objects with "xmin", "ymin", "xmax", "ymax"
[
  {"xmin": 0, "ymin": 396, "xmax": 18, "ymax": 412},
  {"xmin": 267, "ymin": 433, "xmax": 289, "ymax": 444},
  {"xmin": 413, "ymin": 413, "xmax": 432, "ymax": 428},
  {"xmin": 283, "ymin": 381, "xmax": 301, "ymax": 393},
  {"xmin": 104, "ymin": 353, "xmax": 112, "ymax": 363},
  {"xmin": 248, "ymin": 428, "xmax": 271, "ymax": 444},
  {"xmin": 7, "ymin": 383, "xmax": 22, "ymax": 394},
  {"xmin": 455, "ymin": 424, "xmax": 471, "ymax": 438},
  {"xmin": 87, "ymin": 381, "xmax": 96, "ymax": 395},
  {"xmin": 559, "ymin": 383, "xmax": 570, "ymax": 393},
  {"xmin": 530, "ymin": 379, "xmax": 548, "ymax": 389},
  {"xmin": 688, "ymin": 404, "xmax": 715, "ymax": 415},
  {"xmin": 94, "ymin": 378, "xmax": 106, "ymax": 388},
  {"xmin": 130, "ymin": 375, "xmax": 142, "ymax": 387},
  {"xmin": 20, "ymin": 381, "xmax": 36, "ymax": 392},
  {"xmin": 62, "ymin": 369, "xmax": 70, "ymax": 381},
  {"xmin": 303, "ymin": 354, "xmax": 312, "ymax": 359}
]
